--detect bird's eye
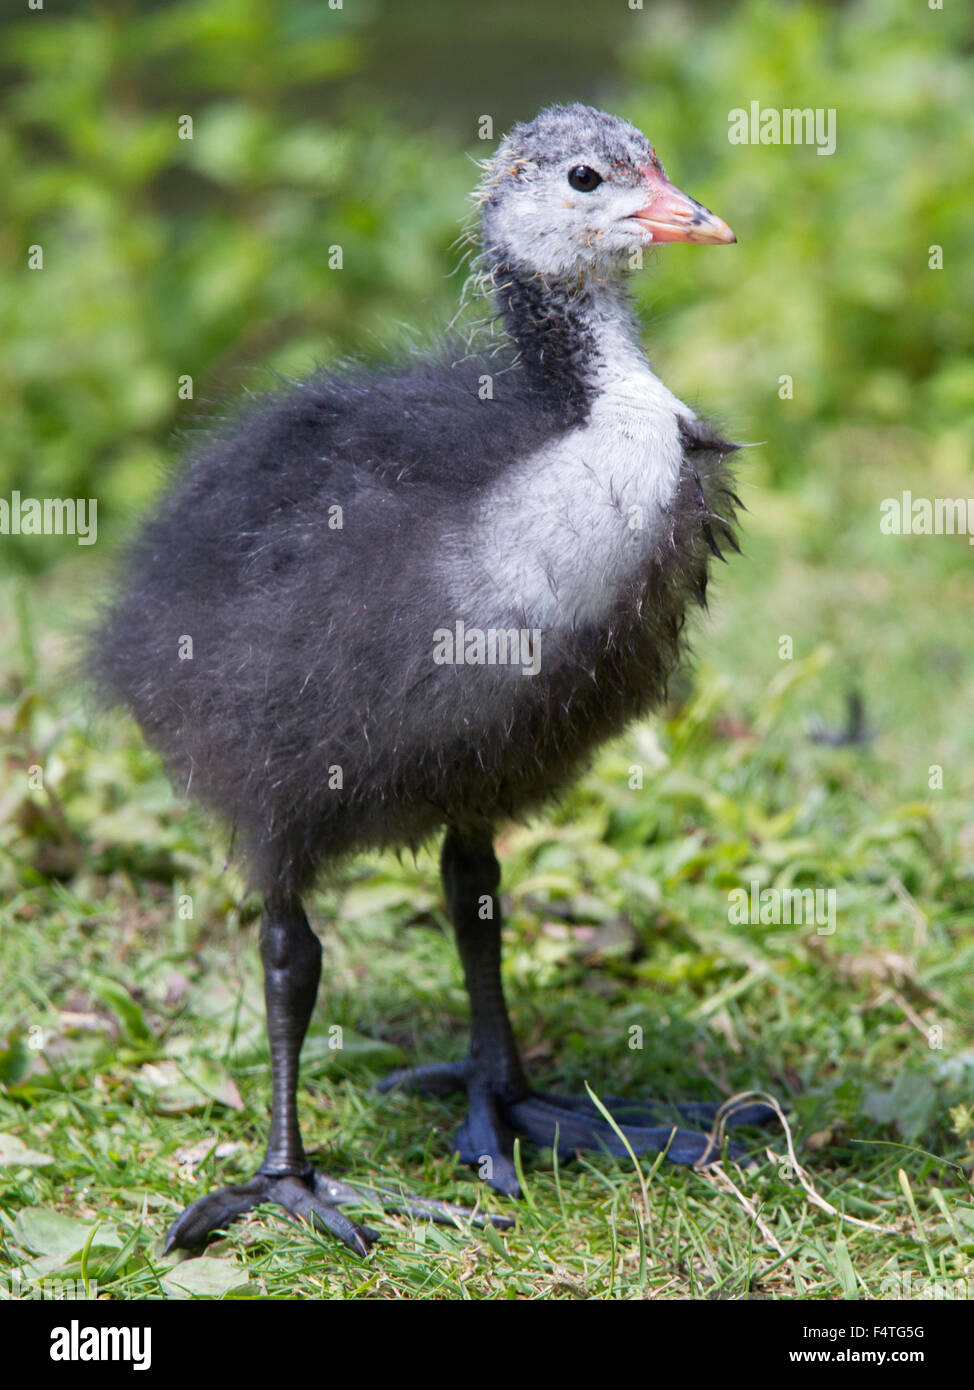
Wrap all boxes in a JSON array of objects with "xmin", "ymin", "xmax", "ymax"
[{"xmin": 567, "ymin": 165, "xmax": 603, "ymax": 193}]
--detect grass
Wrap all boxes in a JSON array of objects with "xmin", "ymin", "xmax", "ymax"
[{"xmin": 1, "ymin": 433, "xmax": 973, "ymax": 1300}]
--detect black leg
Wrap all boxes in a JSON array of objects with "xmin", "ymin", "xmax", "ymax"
[
  {"xmin": 443, "ymin": 826, "xmax": 529, "ymax": 1194},
  {"xmin": 377, "ymin": 827, "xmax": 530, "ymax": 1194},
  {"xmin": 258, "ymin": 896, "xmax": 321, "ymax": 1177},
  {"xmin": 164, "ymin": 893, "xmax": 510, "ymax": 1256},
  {"xmin": 378, "ymin": 828, "xmax": 532, "ymax": 1192},
  {"xmin": 376, "ymin": 826, "xmax": 778, "ymax": 1195},
  {"xmin": 443, "ymin": 827, "xmax": 529, "ymax": 1101}
]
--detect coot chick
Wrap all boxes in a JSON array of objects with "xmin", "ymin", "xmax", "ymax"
[{"xmin": 93, "ymin": 104, "xmax": 769, "ymax": 1255}]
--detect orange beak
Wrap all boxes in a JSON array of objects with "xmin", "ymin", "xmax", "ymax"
[{"xmin": 630, "ymin": 163, "xmax": 736, "ymax": 245}]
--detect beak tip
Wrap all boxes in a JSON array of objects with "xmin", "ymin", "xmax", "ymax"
[
  {"xmin": 633, "ymin": 166, "xmax": 736, "ymax": 247},
  {"xmin": 708, "ymin": 222, "xmax": 736, "ymax": 245}
]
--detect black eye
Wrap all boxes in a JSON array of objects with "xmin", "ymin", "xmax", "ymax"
[{"xmin": 567, "ymin": 165, "xmax": 603, "ymax": 193}]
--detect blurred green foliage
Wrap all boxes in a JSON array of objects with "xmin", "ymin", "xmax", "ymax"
[
  {"xmin": 2, "ymin": 0, "xmax": 972, "ymax": 573},
  {"xmin": 1, "ymin": 0, "xmax": 470, "ymax": 564}
]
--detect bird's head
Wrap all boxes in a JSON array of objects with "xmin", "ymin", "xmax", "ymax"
[{"xmin": 477, "ymin": 104, "xmax": 735, "ymax": 281}]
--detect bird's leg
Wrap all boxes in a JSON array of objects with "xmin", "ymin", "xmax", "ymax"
[
  {"xmin": 378, "ymin": 828, "xmax": 530, "ymax": 1193},
  {"xmin": 445, "ymin": 828, "xmax": 529, "ymax": 1096},
  {"xmin": 377, "ymin": 829, "xmax": 778, "ymax": 1199},
  {"xmin": 443, "ymin": 826, "xmax": 531, "ymax": 1195},
  {"xmin": 257, "ymin": 896, "xmax": 321, "ymax": 1178},
  {"xmin": 165, "ymin": 894, "xmax": 509, "ymax": 1256}
]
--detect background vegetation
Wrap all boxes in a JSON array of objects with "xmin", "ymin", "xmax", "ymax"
[{"xmin": 1, "ymin": 0, "xmax": 972, "ymax": 1300}]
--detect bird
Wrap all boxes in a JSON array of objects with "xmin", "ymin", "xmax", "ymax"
[{"xmin": 90, "ymin": 103, "xmax": 773, "ymax": 1257}]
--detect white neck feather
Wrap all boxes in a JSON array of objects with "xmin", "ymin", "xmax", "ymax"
[{"xmin": 443, "ymin": 282, "xmax": 693, "ymax": 631}]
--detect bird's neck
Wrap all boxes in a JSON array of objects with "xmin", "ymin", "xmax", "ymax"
[{"xmin": 490, "ymin": 261, "xmax": 646, "ymax": 422}]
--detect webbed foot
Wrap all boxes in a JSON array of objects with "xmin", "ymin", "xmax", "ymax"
[{"xmin": 377, "ymin": 1063, "xmax": 776, "ymax": 1197}]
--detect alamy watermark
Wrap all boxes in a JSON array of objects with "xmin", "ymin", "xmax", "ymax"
[
  {"xmin": 880, "ymin": 492, "xmax": 974, "ymax": 543},
  {"xmin": 50, "ymin": 1318, "xmax": 150, "ymax": 1370},
  {"xmin": 0, "ymin": 491, "xmax": 97, "ymax": 545},
  {"xmin": 433, "ymin": 620, "xmax": 541, "ymax": 677},
  {"xmin": 878, "ymin": 1272, "xmax": 972, "ymax": 1300},
  {"xmin": 728, "ymin": 103, "xmax": 836, "ymax": 156},
  {"xmin": 1, "ymin": 1271, "xmax": 97, "ymax": 1300},
  {"xmin": 728, "ymin": 880, "xmax": 837, "ymax": 935}
]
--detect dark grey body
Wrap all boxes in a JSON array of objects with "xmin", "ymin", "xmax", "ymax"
[{"xmin": 93, "ymin": 344, "xmax": 737, "ymax": 899}]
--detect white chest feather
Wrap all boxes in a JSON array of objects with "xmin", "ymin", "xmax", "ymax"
[{"xmin": 445, "ymin": 314, "xmax": 692, "ymax": 630}]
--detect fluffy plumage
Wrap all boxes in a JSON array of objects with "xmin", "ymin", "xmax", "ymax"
[
  {"xmin": 90, "ymin": 105, "xmax": 740, "ymax": 902},
  {"xmin": 84, "ymin": 106, "xmax": 763, "ymax": 1255}
]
